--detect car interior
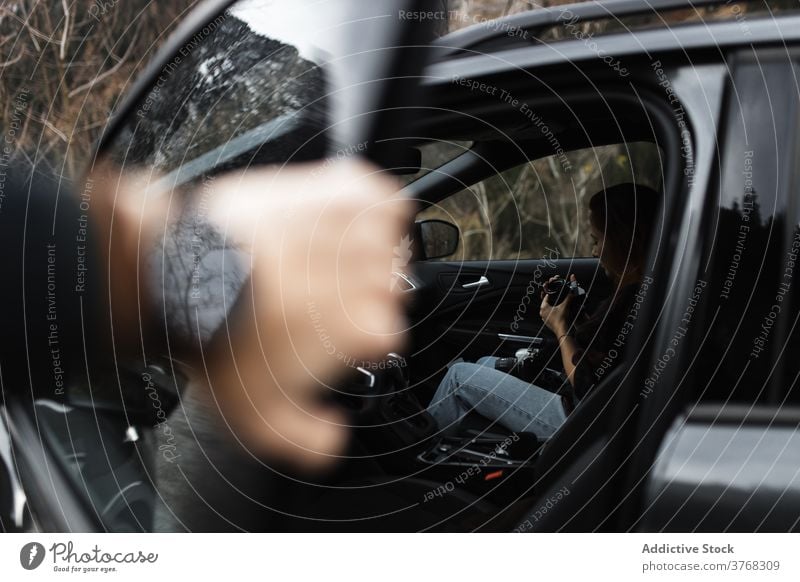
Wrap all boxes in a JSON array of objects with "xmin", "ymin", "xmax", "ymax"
[
  {"xmin": 4, "ymin": 0, "xmax": 800, "ymax": 537},
  {"xmin": 0, "ymin": 90, "xmax": 672, "ymax": 532},
  {"xmin": 0, "ymin": 1, "xmax": 687, "ymax": 533}
]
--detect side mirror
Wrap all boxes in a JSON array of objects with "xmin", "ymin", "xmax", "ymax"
[{"xmin": 415, "ymin": 219, "xmax": 459, "ymax": 260}]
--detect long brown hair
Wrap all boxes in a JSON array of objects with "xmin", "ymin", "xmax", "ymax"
[{"xmin": 574, "ymin": 183, "xmax": 660, "ymax": 352}]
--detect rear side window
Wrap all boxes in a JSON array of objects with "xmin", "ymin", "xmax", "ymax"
[
  {"xmin": 692, "ymin": 52, "xmax": 800, "ymax": 405},
  {"xmin": 416, "ymin": 142, "xmax": 662, "ymax": 261}
]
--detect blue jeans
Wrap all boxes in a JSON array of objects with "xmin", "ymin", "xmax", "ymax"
[{"xmin": 427, "ymin": 357, "xmax": 567, "ymax": 438}]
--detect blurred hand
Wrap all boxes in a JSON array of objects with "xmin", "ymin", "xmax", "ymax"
[
  {"xmin": 86, "ymin": 161, "xmax": 172, "ymax": 355},
  {"xmin": 200, "ymin": 159, "xmax": 413, "ymax": 468}
]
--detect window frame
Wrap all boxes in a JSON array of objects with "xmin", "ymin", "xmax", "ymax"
[{"xmin": 414, "ymin": 140, "xmax": 664, "ymax": 262}]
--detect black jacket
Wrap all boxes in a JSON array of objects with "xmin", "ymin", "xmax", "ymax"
[{"xmin": 571, "ymin": 282, "xmax": 641, "ymax": 401}]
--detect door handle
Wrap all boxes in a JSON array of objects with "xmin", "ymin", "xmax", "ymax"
[
  {"xmin": 462, "ymin": 276, "xmax": 489, "ymax": 289},
  {"xmin": 497, "ymin": 334, "xmax": 544, "ymax": 345}
]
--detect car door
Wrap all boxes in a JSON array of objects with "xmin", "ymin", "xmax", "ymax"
[
  {"xmin": 631, "ymin": 48, "xmax": 800, "ymax": 532},
  {"xmin": 2, "ymin": 0, "xmax": 438, "ymax": 533}
]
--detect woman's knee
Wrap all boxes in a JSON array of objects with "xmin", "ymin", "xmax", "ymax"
[{"xmin": 435, "ymin": 362, "xmax": 471, "ymax": 398}]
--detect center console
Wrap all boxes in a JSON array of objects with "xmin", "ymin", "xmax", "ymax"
[{"xmin": 351, "ymin": 353, "xmax": 546, "ymax": 504}]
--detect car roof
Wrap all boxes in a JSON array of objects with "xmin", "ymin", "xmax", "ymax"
[
  {"xmin": 429, "ymin": 9, "xmax": 800, "ymax": 85},
  {"xmin": 434, "ymin": 0, "xmax": 799, "ymax": 62}
]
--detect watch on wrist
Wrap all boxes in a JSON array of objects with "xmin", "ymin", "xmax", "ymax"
[{"xmin": 149, "ymin": 195, "xmax": 251, "ymax": 351}]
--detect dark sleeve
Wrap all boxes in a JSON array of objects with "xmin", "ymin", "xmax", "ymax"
[
  {"xmin": 0, "ymin": 163, "xmax": 101, "ymax": 401},
  {"xmin": 570, "ymin": 284, "xmax": 639, "ymax": 400},
  {"xmin": 571, "ymin": 346, "xmax": 606, "ymax": 400}
]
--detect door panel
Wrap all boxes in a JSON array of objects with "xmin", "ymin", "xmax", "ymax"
[
  {"xmin": 642, "ymin": 405, "xmax": 800, "ymax": 532},
  {"xmin": 406, "ymin": 258, "xmax": 611, "ymax": 393}
]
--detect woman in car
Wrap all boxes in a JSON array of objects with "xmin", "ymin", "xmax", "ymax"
[{"xmin": 427, "ymin": 182, "xmax": 659, "ymax": 438}]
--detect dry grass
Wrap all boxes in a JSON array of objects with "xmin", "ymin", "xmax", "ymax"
[{"xmin": 0, "ymin": 0, "xmax": 198, "ymax": 177}]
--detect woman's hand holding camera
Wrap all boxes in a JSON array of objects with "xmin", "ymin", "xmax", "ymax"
[
  {"xmin": 539, "ymin": 274, "xmax": 578, "ymax": 336},
  {"xmin": 539, "ymin": 274, "xmax": 582, "ymax": 387}
]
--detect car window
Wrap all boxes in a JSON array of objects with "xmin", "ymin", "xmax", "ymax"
[
  {"xmin": 79, "ymin": 0, "xmax": 343, "ymax": 412},
  {"xmin": 105, "ymin": 0, "xmax": 369, "ymax": 187},
  {"xmin": 416, "ymin": 142, "xmax": 662, "ymax": 261},
  {"xmin": 690, "ymin": 56, "xmax": 800, "ymax": 406},
  {"xmin": 396, "ymin": 140, "xmax": 472, "ymax": 186}
]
